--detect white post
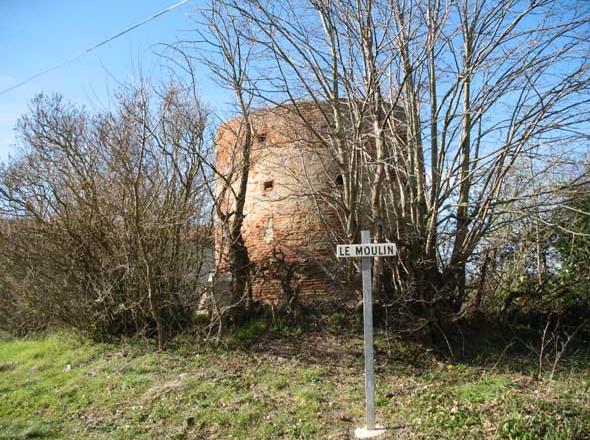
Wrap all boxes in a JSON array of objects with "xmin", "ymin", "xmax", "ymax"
[
  {"xmin": 336, "ymin": 233, "xmax": 390, "ymax": 438},
  {"xmin": 361, "ymin": 229, "xmax": 376, "ymax": 430}
]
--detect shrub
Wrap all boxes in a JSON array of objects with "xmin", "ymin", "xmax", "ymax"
[{"xmin": 0, "ymin": 85, "xmax": 213, "ymax": 346}]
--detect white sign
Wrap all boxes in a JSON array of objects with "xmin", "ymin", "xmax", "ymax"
[{"xmin": 336, "ymin": 243, "xmax": 397, "ymax": 258}]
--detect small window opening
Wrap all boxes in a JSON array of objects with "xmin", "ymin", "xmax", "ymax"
[
  {"xmin": 335, "ymin": 175, "xmax": 344, "ymax": 185},
  {"xmin": 263, "ymin": 180, "xmax": 274, "ymax": 192},
  {"xmin": 256, "ymin": 133, "xmax": 267, "ymax": 143}
]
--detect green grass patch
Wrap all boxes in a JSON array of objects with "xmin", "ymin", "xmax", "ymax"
[
  {"xmin": 0, "ymin": 332, "xmax": 589, "ymax": 439},
  {"xmin": 456, "ymin": 375, "xmax": 511, "ymax": 404}
]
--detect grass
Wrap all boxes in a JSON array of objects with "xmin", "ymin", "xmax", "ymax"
[{"xmin": 0, "ymin": 327, "xmax": 589, "ymax": 439}]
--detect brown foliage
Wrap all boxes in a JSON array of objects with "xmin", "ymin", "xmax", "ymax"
[{"xmin": 0, "ymin": 85, "xmax": 212, "ymax": 345}]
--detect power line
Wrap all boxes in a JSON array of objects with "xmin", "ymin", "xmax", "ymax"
[{"xmin": 0, "ymin": 0, "xmax": 193, "ymax": 97}]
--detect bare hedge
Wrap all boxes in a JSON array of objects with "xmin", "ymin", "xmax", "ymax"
[{"xmin": 0, "ymin": 85, "xmax": 212, "ymax": 346}]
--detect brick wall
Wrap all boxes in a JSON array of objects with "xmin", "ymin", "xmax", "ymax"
[{"xmin": 214, "ymin": 103, "xmax": 346, "ymax": 302}]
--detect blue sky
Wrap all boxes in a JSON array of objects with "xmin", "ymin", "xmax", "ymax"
[{"xmin": 0, "ymin": 0, "xmax": 227, "ymax": 161}]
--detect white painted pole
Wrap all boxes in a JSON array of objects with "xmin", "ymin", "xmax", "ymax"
[{"xmin": 361, "ymin": 230, "xmax": 376, "ymax": 430}]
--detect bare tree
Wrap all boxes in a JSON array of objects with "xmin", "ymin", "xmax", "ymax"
[
  {"xmin": 167, "ymin": 0, "xmax": 270, "ymax": 326},
  {"xmin": 190, "ymin": 0, "xmax": 590, "ymax": 320}
]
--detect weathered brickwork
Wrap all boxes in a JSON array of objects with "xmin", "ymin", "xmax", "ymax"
[{"xmin": 214, "ymin": 103, "xmax": 346, "ymax": 302}]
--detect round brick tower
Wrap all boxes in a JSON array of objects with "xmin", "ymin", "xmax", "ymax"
[{"xmin": 214, "ymin": 102, "xmax": 346, "ymax": 302}]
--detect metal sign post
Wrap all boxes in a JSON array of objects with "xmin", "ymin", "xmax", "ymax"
[
  {"xmin": 337, "ymin": 230, "xmax": 395, "ymax": 439},
  {"xmin": 360, "ymin": 230, "xmax": 377, "ymax": 431}
]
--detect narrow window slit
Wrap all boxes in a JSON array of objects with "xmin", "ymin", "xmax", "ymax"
[
  {"xmin": 256, "ymin": 133, "xmax": 267, "ymax": 143},
  {"xmin": 263, "ymin": 180, "xmax": 274, "ymax": 192}
]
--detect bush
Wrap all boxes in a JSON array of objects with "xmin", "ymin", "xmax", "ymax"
[{"xmin": 0, "ymin": 86, "xmax": 213, "ymax": 346}]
